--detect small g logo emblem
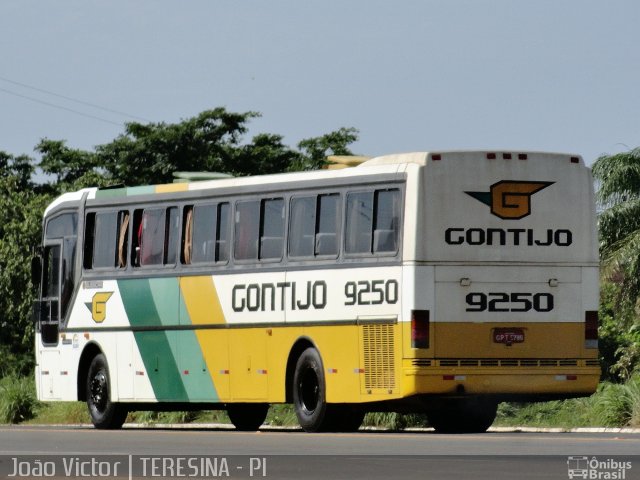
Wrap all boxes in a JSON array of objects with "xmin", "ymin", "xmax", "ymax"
[{"xmin": 85, "ymin": 292, "xmax": 113, "ymax": 323}]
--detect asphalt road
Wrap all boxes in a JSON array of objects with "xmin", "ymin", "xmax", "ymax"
[{"xmin": 0, "ymin": 426, "xmax": 638, "ymax": 479}]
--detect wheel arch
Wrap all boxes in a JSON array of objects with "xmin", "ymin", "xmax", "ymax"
[
  {"xmin": 77, "ymin": 341, "xmax": 104, "ymax": 402},
  {"xmin": 285, "ymin": 336, "xmax": 319, "ymax": 403}
]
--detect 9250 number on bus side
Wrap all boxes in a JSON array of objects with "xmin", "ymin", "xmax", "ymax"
[{"xmin": 344, "ymin": 280, "xmax": 399, "ymax": 306}]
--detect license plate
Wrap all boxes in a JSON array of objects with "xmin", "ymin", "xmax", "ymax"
[{"xmin": 493, "ymin": 328, "xmax": 525, "ymax": 344}]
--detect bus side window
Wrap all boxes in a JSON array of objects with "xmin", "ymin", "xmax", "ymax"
[
  {"xmin": 164, "ymin": 207, "xmax": 179, "ymax": 265},
  {"xmin": 345, "ymin": 192, "xmax": 373, "ymax": 254},
  {"xmin": 216, "ymin": 203, "xmax": 230, "ymax": 262},
  {"xmin": 117, "ymin": 211, "xmax": 130, "ymax": 268},
  {"xmin": 235, "ymin": 201, "xmax": 260, "ymax": 261},
  {"xmin": 192, "ymin": 204, "xmax": 216, "ymax": 263},
  {"xmin": 182, "ymin": 203, "xmax": 229, "ymax": 265},
  {"xmin": 182, "ymin": 206, "xmax": 193, "ymax": 264},
  {"xmin": 373, "ymin": 189, "xmax": 400, "ymax": 253},
  {"xmin": 289, "ymin": 194, "xmax": 340, "ymax": 258},
  {"xmin": 259, "ymin": 198, "xmax": 284, "ymax": 260},
  {"xmin": 92, "ymin": 212, "xmax": 119, "ymax": 268},
  {"xmin": 83, "ymin": 213, "xmax": 96, "ymax": 269},
  {"xmin": 289, "ymin": 196, "xmax": 315, "ymax": 257},
  {"xmin": 316, "ymin": 193, "xmax": 339, "ymax": 257},
  {"xmin": 130, "ymin": 207, "xmax": 180, "ymax": 267},
  {"xmin": 345, "ymin": 189, "xmax": 400, "ymax": 255}
]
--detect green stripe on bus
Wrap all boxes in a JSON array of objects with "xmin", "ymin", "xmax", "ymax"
[
  {"xmin": 148, "ymin": 277, "xmax": 218, "ymax": 401},
  {"xmin": 178, "ymin": 294, "xmax": 218, "ymax": 401},
  {"xmin": 118, "ymin": 278, "xmax": 218, "ymax": 402},
  {"xmin": 95, "ymin": 185, "xmax": 156, "ymax": 198},
  {"xmin": 118, "ymin": 278, "xmax": 188, "ymax": 401}
]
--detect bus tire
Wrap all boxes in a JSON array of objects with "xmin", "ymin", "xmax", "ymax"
[
  {"xmin": 427, "ymin": 398, "xmax": 497, "ymax": 434},
  {"xmin": 227, "ymin": 403, "xmax": 269, "ymax": 431},
  {"xmin": 86, "ymin": 353, "xmax": 128, "ymax": 430},
  {"xmin": 293, "ymin": 347, "xmax": 331, "ymax": 432}
]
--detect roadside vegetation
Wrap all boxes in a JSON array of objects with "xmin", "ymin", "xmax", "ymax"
[{"xmin": 1, "ymin": 114, "xmax": 639, "ymax": 429}]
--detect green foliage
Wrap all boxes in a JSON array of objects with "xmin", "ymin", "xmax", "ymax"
[
  {"xmin": 593, "ymin": 148, "xmax": 640, "ymax": 309},
  {"xmin": 496, "ymin": 399, "xmax": 593, "ymax": 428},
  {"xmin": 264, "ymin": 404, "xmax": 296, "ymax": 426},
  {"xmin": 0, "ymin": 164, "xmax": 52, "ymax": 373},
  {"xmin": 598, "ymin": 282, "xmax": 640, "ymax": 381},
  {"xmin": 497, "ymin": 376, "xmax": 640, "ymax": 428},
  {"xmin": 28, "ymin": 402, "xmax": 91, "ymax": 425},
  {"xmin": 592, "ymin": 147, "xmax": 640, "ymax": 383},
  {"xmin": 294, "ymin": 127, "xmax": 359, "ymax": 171},
  {"xmin": 363, "ymin": 412, "xmax": 428, "ymax": 430},
  {"xmin": 36, "ymin": 139, "xmax": 100, "ymax": 186},
  {"xmin": 0, "ymin": 376, "xmax": 39, "ymax": 424},
  {"xmin": 590, "ymin": 377, "xmax": 640, "ymax": 427}
]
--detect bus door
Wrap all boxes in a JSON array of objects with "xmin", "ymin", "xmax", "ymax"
[
  {"xmin": 34, "ymin": 241, "xmax": 64, "ymax": 400},
  {"xmin": 36, "ymin": 241, "xmax": 63, "ymax": 346},
  {"xmin": 34, "ymin": 212, "xmax": 78, "ymax": 399}
]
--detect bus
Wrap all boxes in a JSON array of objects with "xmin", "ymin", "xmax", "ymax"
[{"xmin": 31, "ymin": 151, "xmax": 600, "ymax": 433}]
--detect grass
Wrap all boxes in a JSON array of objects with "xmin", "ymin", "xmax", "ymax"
[
  {"xmin": 0, "ymin": 376, "xmax": 39, "ymax": 424},
  {"xmin": 495, "ymin": 376, "xmax": 640, "ymax": 429},
  {"xmin": 5, "ymin": 376, "xmax": 640, "ymax": 429}
]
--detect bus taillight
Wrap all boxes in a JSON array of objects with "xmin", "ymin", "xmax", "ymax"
[
  {"xmin": 585, "ymin": 310, "xmax": 598, "ymax": 349},
  {"xmin": 411, "ymin": 310, "xmax": 430, "ymax": 349}
]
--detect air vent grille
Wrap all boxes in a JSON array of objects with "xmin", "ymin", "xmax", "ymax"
[{"xmin": 362, "ymin": 324, "xmax": 396, "ymax": 391}]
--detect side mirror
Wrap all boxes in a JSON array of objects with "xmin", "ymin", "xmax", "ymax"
[{"xmin": 31, "ymin": 255, "xmax": 42, "ymax": 288}]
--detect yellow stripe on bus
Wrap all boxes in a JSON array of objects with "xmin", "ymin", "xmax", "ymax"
[
  {"xmin": 156, "ymin": 183, "xmax": 189, "ymax": 193},
  {"xmin": 179, "ymin": 276, "xmax": 231, "ymax": 399},
  {"xmin": 179, "ymin": 276, "xmax": 226, "ymax": 325}
]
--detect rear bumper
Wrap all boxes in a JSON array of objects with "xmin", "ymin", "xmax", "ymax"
[{"xmin": 403, "ymin": 364, "xmax": 600, "ymax": 397}]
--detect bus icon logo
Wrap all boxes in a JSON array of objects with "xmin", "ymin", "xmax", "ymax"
[
  {"xmin": 567, "ymin": 456, "xmax": 589, "ymax": 479},
  {"xmin": 466, "ymin": 180, "xmax": 554, "ymax": 220}
]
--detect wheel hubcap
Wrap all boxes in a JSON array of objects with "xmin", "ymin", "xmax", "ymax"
[
  {"xmin": 299, "ymin": 368, "xmax": 319, "ymax": 413},
  {"xmin": 90, "ymin": 371, "xmax": 108, "ymax": 411}
]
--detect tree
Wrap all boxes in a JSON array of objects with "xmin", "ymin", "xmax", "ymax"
[
  {"xmin": 592, "ymin": 147, "xmax": 640, "ymax": 307},
  {"xmin": 0, "ymin": 153, "xmax": 51, "ymax": 376},
  {"xmin": 90, "ymin": 108, "xmax": 359, "ymax": 184},
  {"xmin": 95, "ymin": 108, "xmax": 261, "ymax": 184},
  {"xmin": 37, "ymin": 139, "xmax": 99, "ymax": 186},
  {"xmin": 294, "ymin": 127, "xmax": 359, "ymax": 171},
  {"xmin": 592, "ymin": 147, "xmax": 640, "ymax": 380}
]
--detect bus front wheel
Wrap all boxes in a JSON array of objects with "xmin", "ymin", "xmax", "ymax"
[
  {"xmin": 227, "ymin": 403, "xmax": 269, "ymax": 431},
  {"xmin": 86, "ymin": 353, "xmax": 128, "ymax": 429}
]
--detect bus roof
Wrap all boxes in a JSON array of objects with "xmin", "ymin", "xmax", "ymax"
[{"xmin": 43, "ymin": 150, "xmax": 585, "ymax": 215}]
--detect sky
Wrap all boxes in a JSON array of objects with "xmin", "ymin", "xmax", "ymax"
[{"xmin": 1, "ymin": 1, "xmax": 639, "ymax": 167}]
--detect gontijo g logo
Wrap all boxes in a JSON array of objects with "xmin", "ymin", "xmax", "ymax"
[
  {"xmin": 466, "ymin": 180, "xmax": 554, "ymax": 220},
  {"xmin": 84, "ymin": 292, "xmax": 114, "ymax": 323}
]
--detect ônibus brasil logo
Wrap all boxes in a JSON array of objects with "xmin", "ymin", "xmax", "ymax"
[{"xmin": 465, "ymin": 180, "xmax": 554, "ymax": 220}]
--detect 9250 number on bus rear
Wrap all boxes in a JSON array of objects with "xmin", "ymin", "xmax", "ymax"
[{"xmin": 465, "ymin": 292, "xmax": 554, "ymax": 312}]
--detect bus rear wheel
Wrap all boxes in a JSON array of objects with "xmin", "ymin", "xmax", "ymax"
[
  {"xmin": 86, "ymin": 353, "xmax": 128, "ymax": 429},
  {"xmin": 426, "ymin": 398, "xmax": 497, "ymax": 434},
  {"xmin": 293, "ymin": 348, "xmax": 331, "ymax": 432},
  {"xmin": 227, "ymin": 403, "xmax": 269, "ymax": 431}
]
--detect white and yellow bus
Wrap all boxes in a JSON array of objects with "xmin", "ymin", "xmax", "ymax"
[{"xmin": 32, "ymin": 151, "xmax": 600, "ymax": 433}]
